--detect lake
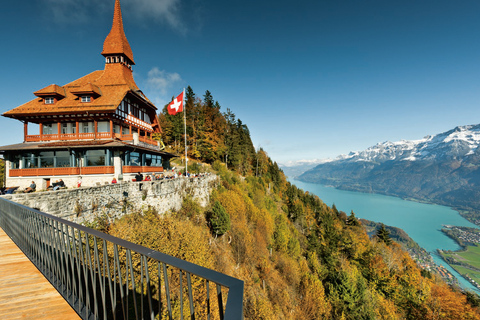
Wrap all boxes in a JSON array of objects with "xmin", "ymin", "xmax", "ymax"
[{"xmin": 291, "ymin": 179, "xmax": 480, "ymax": 293}]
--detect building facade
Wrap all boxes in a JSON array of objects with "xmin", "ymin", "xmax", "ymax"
[{"xmin": 0, "ymin": 0, "xmax": 175, "ymax": 189}]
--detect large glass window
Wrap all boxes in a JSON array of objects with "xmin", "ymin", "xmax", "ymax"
[
  {"xmin": 16, "ymin": 151, "xmax": 74, "ymax": 168},
  {"xmin": 43, "ymin": 123, "xmax": 58, "ymax": 135},
  {"xmin": 82, "ymin": 122, "xmax": 93, "ymax": 133},
  {"xmin": 97, "ymin": 121, "xmax": 110, "ymax": 133},
  {"xmin": 39, "ymin": 151, "xmax": 54, "ymax": 168},
  {"xmin": 10, "ymin": 154, "xmax": 21, "ymax": 169},
  {"xmin": 56, "ymin": 151, "xmax": 71, "ymax": 167},
  {"xmin": 86, "ymin": 150, "xmax": 106, "ymax": 166},
  {"xmin": 129, "ymin": 152, "xmax": 140, "ymax": 166},
  {"xmin": 23, "ymin": 153, "xmax": 38, "ymax": 168},
  {"xmin": 145, "ymin": 154, "xmax": 162, "ymax": 166}
]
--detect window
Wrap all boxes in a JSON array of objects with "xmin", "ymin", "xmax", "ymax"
[
  {"xmin": 82, "ymin": 122, "xmax": 93, "ymax": 133},
  {"xmin": 86, "ymin": 150, "xmax": 106, "ymax": 166},
  {"xmin": 55, "ymin": 151, "xmax": 71, "ymax": 167},
  {"xmin": 45, "ymin": 97, "xmax": 54, "ymax": 104},
  {"xmin": 62, "ymin": 123, "xmax": 68, "ymax": 134},
  {"xmin": 129, "ymin": 152, "xmax": 140, "ymax": 166},
  {"xmin": 39, "ymin": 151, "xmax": 54, "ymax": 168},
  {"xmin": 23, "ymin": 153, "xmax": 38, "ymax": 168},
  {"xmin": 10, "ymin": 154, "xmax": 21, "ymax": 169},
  {"xmin": 145, "ymin": 154, "xmax": 162, "ymax": 167},
  {"xmin": 43, "ymin": 123, "xmax": 58, "ymax": 135},
  {"xmin": 81, "ymin": 96, "xmax": 91, "ymax": 103},
  {"xmin": 97, "ymin": 121, "xmax": 110, "ymax": 133}
]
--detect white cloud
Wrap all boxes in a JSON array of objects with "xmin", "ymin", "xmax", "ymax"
[{"xmin": 146, "ymin": 67, "xmax": 182, "ymax": 95}]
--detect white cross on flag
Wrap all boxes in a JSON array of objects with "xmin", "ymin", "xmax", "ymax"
[{"xmin": 167, "ymin": 90, "xmax": 184, "ymax": 115}]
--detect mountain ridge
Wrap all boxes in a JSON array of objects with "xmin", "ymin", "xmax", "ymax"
[{"xmin": 298, "ymin": 124, "xmax": 480, "ymax": 225}]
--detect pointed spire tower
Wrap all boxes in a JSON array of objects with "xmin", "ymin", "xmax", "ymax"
[{"xmin": 102, "ymin": 0, "xmax": 135, "ymax": 69}]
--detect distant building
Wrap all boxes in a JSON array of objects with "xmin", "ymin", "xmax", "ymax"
[{"xmin": 0, "ymin": 0, "xmax": 175, "ymax": 189}]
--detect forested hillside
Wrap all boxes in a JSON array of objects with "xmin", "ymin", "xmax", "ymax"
[
  {"xmin": 159, "ymin": 87, "xmax": 256, "ymax": 175},
  {"xmin": 88, "ymin": 89, "xmax": 480, "ymax": 318}
]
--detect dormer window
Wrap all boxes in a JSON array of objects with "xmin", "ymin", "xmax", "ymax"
[
  {"xmin": 81, "ymin": 96, "xmax": 91, "ymax": 103},
  {"xmin": 45, "ymin": 97, "xmax": 55, "ymax": 104}
]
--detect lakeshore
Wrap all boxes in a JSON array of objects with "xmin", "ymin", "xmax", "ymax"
[
  {"xmin": 439, "ymin": 226, "xmax": 480, "ymax": 291},
  {"xmin": 291, "ymin": 179, "xmax": 480, "ymax": 293}
]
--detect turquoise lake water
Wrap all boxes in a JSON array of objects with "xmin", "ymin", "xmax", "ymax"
[{"xmin": 291, "ymin": 179, "xmax": 480, "ymax": 293}]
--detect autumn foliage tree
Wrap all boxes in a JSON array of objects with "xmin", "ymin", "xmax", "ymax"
[
  {"xmin": 159, "ymin": 86, "xmax": 256, "ymax": 174},
  {"xmin": 87, "ymin": 98, "xmax": 480, "ymax": 319}
]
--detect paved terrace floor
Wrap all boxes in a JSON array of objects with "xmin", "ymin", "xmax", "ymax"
[{"xmin": 0, "ymin": 227, "xmax": 81, "ymax": 320}]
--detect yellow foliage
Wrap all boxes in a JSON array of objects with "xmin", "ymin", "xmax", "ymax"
[
  {"xmin": 107, "ymin": 209, "xmax": 219, "ymax": 319},
  {"xmin": 426, "ymin": 281, "xmax": 480, "ymax": 320},
  {"xmin": 296, "ymin": 271, "xmax": 331, "ymax": 319},
  {"xmin": 217, "ymin": 189, "xmax": 247, "ymax": 224}
]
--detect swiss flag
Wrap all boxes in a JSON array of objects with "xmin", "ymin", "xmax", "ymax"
[{"xmin": 167, "ymin": 90, "xmax": 184, "ymax": 115}]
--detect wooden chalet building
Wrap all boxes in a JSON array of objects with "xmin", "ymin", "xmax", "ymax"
[{"xmin": 0, "ymin": 0, "xmax": 175, "ymax": 189}]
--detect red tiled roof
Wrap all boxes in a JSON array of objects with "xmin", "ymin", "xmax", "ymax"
[
  {"xmin": 34, "ymin": 84, "xmax": 66, "ymax": 98},
  {"xmin": 2, "ymin": 62, "xmax": 154, "ymax": 118},
  {"xmin": 2, "ymin": 0, "xmax": 158, "ymax": 121},
  {"xmin": 102, "ymin": 0, "xmax": 135, "ymax": 65},
  {"xmin": 70, "ymin": 83, "xmax": 102, "ymax": 97}
]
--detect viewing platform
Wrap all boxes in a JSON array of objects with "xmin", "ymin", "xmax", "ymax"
[{"xmin": 0, "ymin": 227, "xmax": 80, "ymax": 320}]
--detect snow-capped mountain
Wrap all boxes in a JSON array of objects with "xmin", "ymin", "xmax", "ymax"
[
  {"xmin": 298, "ymin": 124, "xmax": 480, "ymax": 220},
  {"xmin": 337, "ymin": 124, "xmax": 480, "ymax": 163}
]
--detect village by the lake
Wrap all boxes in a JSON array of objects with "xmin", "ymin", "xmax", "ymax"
[{"xmin": 439, "ymin": 226, "xmax": 480, "ymax": 290}]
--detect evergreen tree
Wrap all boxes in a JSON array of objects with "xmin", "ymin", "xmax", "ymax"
[
  {"xmin": 207, "ymin": 201, "xmax": 231, "ymax": 235},
  {"xmin": 347, "ymin": 211, "xmax": 360, "ymax": 226},
  {"xmin": 376, "ymin": 224, "xmax": 392, "ymax": 245},
  {"xmin": 159, "ymin": 87, "xmax": 259, "ymax": 173}
]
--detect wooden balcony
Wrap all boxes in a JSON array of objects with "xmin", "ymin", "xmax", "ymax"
[
  {"xmin": 9, "ymin": 166, "xmax": 162, "ymax": 177},
  {"xmin": 123, "ymin": 166, "xmax": 164, "ymax": 173},
  {"xmin": 25, "ymin": 132, "xmax": 159, "ymax": 147},
  {"xmin": 9, "ymin": 166, "xmax": 114, "ymax": 177}
]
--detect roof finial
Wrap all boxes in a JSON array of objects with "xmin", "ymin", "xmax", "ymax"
[{"xmin": 102, "ymin": 0, "xmax": 135, "ymax": 65}]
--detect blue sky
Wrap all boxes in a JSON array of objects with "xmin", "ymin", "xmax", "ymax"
[{"xmin": 2, "ymin": 0, "xmax": 480, "ymax": 163}]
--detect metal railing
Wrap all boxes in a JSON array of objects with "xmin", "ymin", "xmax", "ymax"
[{"xmin": 0, "ymin": 198, "xmax": 244, "ymax": 319}]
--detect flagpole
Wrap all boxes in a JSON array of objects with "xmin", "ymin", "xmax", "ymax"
[{"xmin": 183, "ymin": 88, "xmax": 187, "ymax": 175}]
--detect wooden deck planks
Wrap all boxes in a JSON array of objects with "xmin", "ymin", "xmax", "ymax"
[{"xmin": 0, "ymin": 227, "xmax": 81, "ymax": 320}]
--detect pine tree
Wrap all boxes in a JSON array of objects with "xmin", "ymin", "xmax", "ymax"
[
  {"xmin": 207, "ymin": 201, "xmax": 231, "ymax": 235},
  {"xmin": 347, "ymin": 211, "xmax": 360, "ymax": 226},
  {"xmin": 376, "ymin": 224, "xmax": 392, "ymax": 245}
]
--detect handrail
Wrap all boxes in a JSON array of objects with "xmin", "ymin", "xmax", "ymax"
[{"xmin": 0, "ymin": 198, "xmax": 244, "ymax": 319}]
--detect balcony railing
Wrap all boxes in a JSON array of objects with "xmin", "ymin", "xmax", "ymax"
[
  {"xmin": 0, "ymin": 198, "xmax": 244, "ymax": 319},
  {"xmin": 9, "ymin": 166, "xmax": 115, "ymax": 177},
  {"xmin": 123, "ymin": 166, "xmax": 164, "ymax": 174},
  {"xmin": 25, "ymin": 133, "xmax": 159, "ymax": 147},
  {"xmin": 8, "ymin": 166, "xmax": 165, "ymax": 177}
]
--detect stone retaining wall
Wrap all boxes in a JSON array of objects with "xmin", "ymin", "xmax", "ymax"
[{"xmin": 1, "ymin": 174, "xmax": 218, "ymax": 224}]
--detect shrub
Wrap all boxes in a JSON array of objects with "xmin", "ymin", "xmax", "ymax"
[{"xmin": 207, "ymin": 201, "xmax": 231, "ymax": 235}]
